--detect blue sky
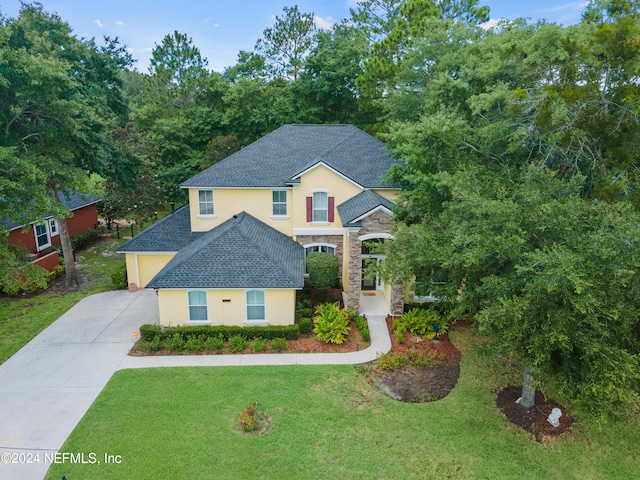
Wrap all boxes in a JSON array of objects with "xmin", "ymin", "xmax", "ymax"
[{"xmin": 0, "ymin": 1, "xmax": 589, "ymax": 72}]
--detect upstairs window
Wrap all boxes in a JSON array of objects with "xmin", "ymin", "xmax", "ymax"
[
  {"xmin": 198, "ymin": 190, "xmax": 214, "ymax": 216},
  {"xmin": 272, "ymin": 190, "xmax": 287, "ymax": 216},
  {"xmin": 306, "ymin": 191, "xmax": 334, "ymax": 223}
]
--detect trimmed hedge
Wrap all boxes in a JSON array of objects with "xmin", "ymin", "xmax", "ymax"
[{"xmin": 138, "ymin": 324, "xmax": 299, "ymax": 342}]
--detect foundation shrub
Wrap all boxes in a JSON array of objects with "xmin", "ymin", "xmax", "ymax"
[
  {"xmin": 165, "ymin": 333, "xmax": 185, "ymax": 351},
  {"xmin": 228, "ymin": 334, "xmax": 248, "ymax": 352},
  {"xmin": 252, "ymin": 337, "xmax": 268, "ymax": 352},
  {"xmin": 205, "ymin": 334, "xmax": 225, "ymax": 351},
  {"xmin": 270, "ymin": 337, "xmax": 289, "ymax": 352},
  {"xmin": 185, "ymin": 334, "xmax": 206, "ymax": 352},
  {"xmin": 299, "ymin": 317, "xmax": 313, "ymax": 334}
]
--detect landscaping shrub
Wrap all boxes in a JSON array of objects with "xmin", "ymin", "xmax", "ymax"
[
  {"xmin": 395, "ymin": 308, "xmax": 449, "ymax": 339},
  {"xmin": 252, "ymin": 337, "xmax": 268, "ymax": 352},
  {"xmin": 71, "ymin": 228, "xmax": 102, "ymax": 250},
  {"xmin": 270, "ymin": 337, "xmax": 289, "ymax": 352},
  {"xmin": 228, "ymin": 334, "xmax": 248, "ymax": 352},
  {"xmin": 351, "ymin": 313, "xmax": 370, "ymax": 341},
  {"xmin": 162, "ymin": 324, "xmax": 299, "ymax": 341},
  {"xmin": 299, "ymin": 317, "xmax": 313, "ymax": 334},
  {"xmin": 185, "ymin": 334, "xmax": 206, "ymax": 352},
  {"xmin": 306, "ymin": 251, "xmax": 339, "ymax": 293},
  {"xmin": 377, "ymin": 351, "xmax": 431, "ymax": 371},
  {"xmin": 165, "ymin": 333, "xmax": 185, "ymax": 351},
  {"xmin": 313, "ymin": 302, "xmax": 351, "ymax": 344},
  {"xmin": 140, "ymin": 324, "xmax": 161, "ymax": 342},
  {"xmin": 110, "ymin": 260, "xmax": 128, "ymax": 289},
  {"xmin": 139, "ymin": 335, "xmax": 162, "ymax": 353},
  {"xmin": 205, "ymin": 334, "xmax": 225, "ymax": 351}
]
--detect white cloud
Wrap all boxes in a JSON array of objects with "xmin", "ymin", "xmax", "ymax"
[
  {"xmin": 94, "ymin": 19, "xmax": 103, "ymax": 28},
  {"xmin": 314, "ymin": 15, "xmax": 336, "ymax": 30},
  {"xmin": 480, "ymin": 18, "xmax": 502, "ymax": 30},
  {"xmin": 115, "ymin": 20, "xmax": 124, "ymax": 26},
  {"xmin": 203, "ymin": 17, "xmax": 221, "ymax": 27}
]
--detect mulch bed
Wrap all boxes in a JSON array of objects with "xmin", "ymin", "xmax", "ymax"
[
  {"xmin": 362, "ymin": 317, "xmax": 463, "ymax": 403},
  {"xmin": 496, "ymin": 385, "xmax": 574, "ymax": 441}
]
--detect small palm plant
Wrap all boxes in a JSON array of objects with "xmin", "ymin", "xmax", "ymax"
[{"xmin": 313, "ymin": 302, "xmax": 351, "ymax": 344}]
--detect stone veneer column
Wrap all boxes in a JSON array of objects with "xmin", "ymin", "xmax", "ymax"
[
  {"xmin": 390, "ymin": 284, "xmax": 405, "ymax": 317},
  {"xmin": 346, "ymin": 229, "xmax": 361, "ymax": 312}
]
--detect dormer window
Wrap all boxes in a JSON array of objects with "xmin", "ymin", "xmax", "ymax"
[{"xmin": 198, "ymin": 190, "xmax": 214, "ymax": 216}]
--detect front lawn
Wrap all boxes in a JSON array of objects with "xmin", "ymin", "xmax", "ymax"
[{"xmin": 45, "ymin": 326, "xmax": 639, "ymax": 479}]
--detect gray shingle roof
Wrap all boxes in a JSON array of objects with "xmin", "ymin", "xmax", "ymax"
[
  {"xmin": 180, "ymin": 124, "xmax": 397, "ymax": 189},
  {"xmin": 116, "ymin": 205, "xmax": 204, "ymax": 253},
  {"xmin": 146, "ymin": 212, "xmax": 304, "ymax": 289},
  {"xmin": 3, "ymin": 190, "xmax": 101, "ymax": 230},
  {"xmin": 337, "ymin": 190, "xmax": 395, "ymax": 227}
]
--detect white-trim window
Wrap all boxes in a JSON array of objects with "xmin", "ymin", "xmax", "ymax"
[
  {"xmin": 187, "ymin": 291, "xmax": 208, "ymax": 322},
  {"xmin": 49, "ymin": 218, "xmax": 59, "ymax": 237},
  {"xmin": 272, "ymin": 190, "xmax": 287, "ymax": 217},
  {"xmin": 312, "ymin": 191, "xmax": 328, "ymax": 222},
  {"xmin": 34, "ymin": 223, "xmax": 51, "ymax": 251},
  {"xmin": 246, "ymin": 290, "xmax": 265, "ymax": 322},
  {"xmin": 198, "ymin": 190, "xmax": 214, "ymax": 216}
]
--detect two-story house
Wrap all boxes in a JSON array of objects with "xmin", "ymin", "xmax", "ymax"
[{"xmin": 117, "ymin": 124, "xmax": 403, "ymax": 326}]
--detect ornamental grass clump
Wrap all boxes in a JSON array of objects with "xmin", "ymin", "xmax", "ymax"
[{"xmin": 313, "ymin": 302, "xmax": 351, "ymax": 344}]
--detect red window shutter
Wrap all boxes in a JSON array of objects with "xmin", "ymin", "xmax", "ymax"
[
  {"xmin": 306, "ymin": 196, "xmax": 313, "ymax": 222},
  {"xmin": 328, "ymin": 196, "xmax": 335, "ymax": 222}
]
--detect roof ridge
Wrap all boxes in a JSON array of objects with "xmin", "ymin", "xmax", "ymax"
[{"xmin": 233, "ymin": 212, "xmax": 301, "ymax": 285}]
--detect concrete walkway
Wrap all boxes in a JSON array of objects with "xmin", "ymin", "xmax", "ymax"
[{"xmin": 0, "ymin": 289, "xmax": 391, "ymax": 480}]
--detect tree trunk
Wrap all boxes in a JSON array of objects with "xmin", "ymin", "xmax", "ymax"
[
  {"xmin": 50, "ymin": 186, "xmax": 79, "ymax": 289},
  {"xmin": 520, "ymin": 363, "xmax": 536, "ymax": 408}
]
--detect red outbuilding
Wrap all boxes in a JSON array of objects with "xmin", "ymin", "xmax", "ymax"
[{"xmin": 4, "ymin": 190, "xmax": 101, "ymax": 256}]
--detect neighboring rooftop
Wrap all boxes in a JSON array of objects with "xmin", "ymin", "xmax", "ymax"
[
  {"xmin": 146, "ymin": 212, "xmax": 304, "ymax": 289},
  {"xmin": 180, "ymin": 124, "xmax": 398, "ymax": 189},
  {"xmin": 3, "ymin": 190, "xmax": 101, "ymax": 230},
  {"xmin": 337, "ymin": 190, "xmax": 395, "ymax": 228}
]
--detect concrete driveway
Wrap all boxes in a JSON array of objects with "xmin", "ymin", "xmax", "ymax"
[{"xmin": 0, "ymin": 289, "xmax": 158, "ymax": 480}]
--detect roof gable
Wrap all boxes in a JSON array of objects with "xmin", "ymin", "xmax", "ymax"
[
  {"xmin": 180, "ymin": 124, "xmax": 397, "ymax": 189},
  {"xmin": 146, "ymin": 212, "xmax": 304, "ymax": 289},
  {"xmin": 337, "ymin": 190, "xmax": 395, "ymax": 228}
]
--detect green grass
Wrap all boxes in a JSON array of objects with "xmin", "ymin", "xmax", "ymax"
[
  {"xmin": 0, "ymin": 236, "xmax": 127, "ymax": 364},
  {"xmin": 46, "ymin": 327, "xmax": 640, "ymax": 480}
]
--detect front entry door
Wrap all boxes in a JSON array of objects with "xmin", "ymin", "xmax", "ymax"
[{"xmin": 361, "ymin": 256, "xmax": 383, "ymax": 290}]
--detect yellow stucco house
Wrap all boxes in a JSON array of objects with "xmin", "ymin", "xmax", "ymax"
[{"xmin": 117, "ymin": 124, "xmax": 403, "ymax": 326}]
